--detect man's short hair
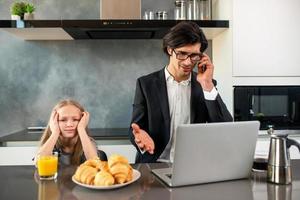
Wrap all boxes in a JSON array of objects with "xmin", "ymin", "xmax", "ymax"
[{"xmin": 162, "ymin": 21, "xmax": 208, "ymax": 55}]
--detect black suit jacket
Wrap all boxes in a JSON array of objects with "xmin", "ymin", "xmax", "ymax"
[{"xmin": 129, "ymin": 68, "xmax": 233, "ymax": 163}]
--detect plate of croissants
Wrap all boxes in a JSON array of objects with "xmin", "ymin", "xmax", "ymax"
[{"xmin": 72, "ymin": 154, "xmax": 141, "ymax": 190}]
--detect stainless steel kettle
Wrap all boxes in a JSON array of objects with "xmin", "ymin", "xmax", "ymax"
[{"xmin": 267, "ymin": 126, "xmax": 300, "ymax": 184}]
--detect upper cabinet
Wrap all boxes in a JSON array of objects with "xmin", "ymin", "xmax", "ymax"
[
  {"xmin": 0, "ymin": 19, "xmax": 229, "ymax": 40},
  {"xmin": 233, "ymin": 0, "xmax": 300, "ymax": 77}
]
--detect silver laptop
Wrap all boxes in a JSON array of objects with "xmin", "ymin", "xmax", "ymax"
[{"xmin": 151, "ymin": 121, "xmax": 260, "ymax": 187}]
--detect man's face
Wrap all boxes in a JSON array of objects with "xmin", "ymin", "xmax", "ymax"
[{"xmin": 168, "ymin": 43, "xmax": 202, "ymax": 79}]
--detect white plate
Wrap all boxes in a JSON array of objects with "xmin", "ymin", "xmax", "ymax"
[{"xmin": 72, "ymin": 169, "xmax": 141, "ymax": 190}]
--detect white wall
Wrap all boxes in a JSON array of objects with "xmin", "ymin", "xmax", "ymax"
[{"xmin": 213, "ymin": 0, "xmax": 233, "ymax": 113}]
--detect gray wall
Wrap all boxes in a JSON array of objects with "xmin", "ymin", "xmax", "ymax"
[
  {"xmin": 0, "ymin": 0, "xmax": 211, "ymax": 136},
  {"xmin": 0, "ymin": 0, "xmax": 100, "ymax": 19}
]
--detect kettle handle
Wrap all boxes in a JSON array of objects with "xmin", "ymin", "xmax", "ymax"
[{"xmin": 287, "ymin": 138, "xmax": 300, "ymax": 152}]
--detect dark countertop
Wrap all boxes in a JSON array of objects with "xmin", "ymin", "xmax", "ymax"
[
  {"xmin": 0, "ymin": 128, "xmax": 129, "ymax": 144},
  {"xmin": 1, "ymin": 161, "xmax": 300, "ymax": 200}
]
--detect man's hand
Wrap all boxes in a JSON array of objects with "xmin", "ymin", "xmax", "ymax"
[
  {"xmin": 196, "ymin": 53, "xmax": 214, "ymax": 92},
  {"xmin": 131, "ymin": 123, "xmax": 155, "ymax": 154}
]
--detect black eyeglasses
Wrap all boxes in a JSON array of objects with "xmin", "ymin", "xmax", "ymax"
[{"xmin": 173, "ymin": 49, "xmax": 202, "ymax": 62}]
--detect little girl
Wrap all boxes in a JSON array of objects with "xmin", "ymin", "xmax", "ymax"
[{"xmin": 36, "ymin": 99, "xmax": 106, "ymax": 165}]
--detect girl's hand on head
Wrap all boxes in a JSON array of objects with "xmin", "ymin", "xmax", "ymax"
[
  {"xmin": 77, "ymin": 111, "xmax": 89, "ymax": 132},
  {"xmin": 49, "ymin": 110, "xmax": 60, "ymax": 136}
]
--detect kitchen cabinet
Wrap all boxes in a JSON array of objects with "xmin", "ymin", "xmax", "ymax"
[
  {"xmin": 4, "ymin": 134, "xmax": 300, "ymax": 166},
  {"xmin": 0, "ymin": 144, "xmax": 136, "ymax": 165},
  {"xmin": 0, "ymin": 129, "xmax": 137, "ymax": 165},
  {"xmin": 232, "ymin": 0, "xmax": 300, "ymax": 77}
]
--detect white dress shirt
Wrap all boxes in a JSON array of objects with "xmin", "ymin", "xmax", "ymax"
[{"xmin": 158, "ymin": 67, "xmax": 218, "ymax": 163}]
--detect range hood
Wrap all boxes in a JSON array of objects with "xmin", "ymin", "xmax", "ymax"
[{"xmin": 0, "ymin": 20, "xmax": 229, "ymax": 40}]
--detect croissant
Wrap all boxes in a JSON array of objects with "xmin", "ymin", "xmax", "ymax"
[
  {"xmin": 94, "ymin": 171, "xmax": 115, "ymax": 186},
  {"xmin": 108, "ymin": 154, "xmax": 133, "ymax": 184},
  {"xmin": 126, "ymin": 164, "xmax": 133, "ymax": 182},
  {"xmin": 74, "ymin": 165, "xmax": 90, "ymax": 182},
  {"xmin": 81, "ymin": 167, "xmax": 98, "ymax": 185},
  {"xmin": 73, "ymin": 155, "xmax": 133, "ymax": 186},
  {"xmin": 82, "ymin": 157, "xmax": 102, "ymax": 171},
  {"xmin": 74, "ymin": 165, "xmax": 97, "ymax": 185},
  {"xmin": 99, "ymin": 161, "xmax": 109, "ymax": 172}
]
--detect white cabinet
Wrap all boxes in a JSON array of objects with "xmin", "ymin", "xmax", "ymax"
[
  {"xmin": 0, "ymin": 147, "xmax": 37, "ymax": 166},
  {"xmin": 232, "ymin": 0, "xmax": 300, "ymax": 77},
  {"xmin": 0, "ymin": 143, "xmax": 137, "ymax": 165}
]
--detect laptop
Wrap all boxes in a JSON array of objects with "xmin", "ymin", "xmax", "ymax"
[{"xmin": 151, "ymin": 121, "xmax": 260, "ymax": 187}]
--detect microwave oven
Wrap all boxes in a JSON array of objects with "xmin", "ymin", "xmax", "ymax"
[{"xmin": 234, "ymin": 86, "xmax": 300, "ymax": 130}]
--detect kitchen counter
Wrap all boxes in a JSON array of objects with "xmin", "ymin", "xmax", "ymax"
[
  {"xmin": 1, "ymin": 161, "xmax": 300, "ymax": 200},
  {"xmin": 0, "ymin": 128, "xmax": 129, "ymax": 146}
]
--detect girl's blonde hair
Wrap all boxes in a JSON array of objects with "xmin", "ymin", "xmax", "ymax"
[{"xmin": 40, "ymin": 99, "xmax": 88, "ymax": 165}]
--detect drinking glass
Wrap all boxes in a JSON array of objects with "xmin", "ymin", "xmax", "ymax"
[{"xmin": 37, "ymin": 152, "xmax": 58, "ymax": 180}]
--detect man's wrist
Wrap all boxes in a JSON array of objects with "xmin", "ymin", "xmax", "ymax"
[
  {"xmin": 201, "ymin": 82, "xmax": 214, "ymax": 92},
  {"xmin": 197, "ymin": 78, "xmax": 214, "ymax": 92},
  {"xmin": 203, "ymin": 87, "xmax": 218, "ymax": 100}
]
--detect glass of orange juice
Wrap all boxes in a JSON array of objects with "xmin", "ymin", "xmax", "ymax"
[{"xmin": 37, "ymin": 152, "xmax": 58, "ymax": 180}]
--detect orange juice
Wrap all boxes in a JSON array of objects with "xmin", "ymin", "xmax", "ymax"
[{"xmin": 37, "ymin": 154, "xmax": 58, "ymax": 178}]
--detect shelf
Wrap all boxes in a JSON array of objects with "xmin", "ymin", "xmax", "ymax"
[{"xmin": 0, "ymin": 19, "xmax": 229, "ymax": 40}]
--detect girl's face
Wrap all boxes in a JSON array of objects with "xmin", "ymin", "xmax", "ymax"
[{"xmin": 57, "ymin": 105, "xmax": 82, "ymax": 138}]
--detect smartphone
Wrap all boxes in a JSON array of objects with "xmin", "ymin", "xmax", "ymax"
[{"xmin": 196, "ymin": 61, "xmax": 207, "ymax": 73}]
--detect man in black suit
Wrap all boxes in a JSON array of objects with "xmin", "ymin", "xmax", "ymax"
[{"xmin": 129, "ymin": 21, "xmax": 233, "ymax": 163}]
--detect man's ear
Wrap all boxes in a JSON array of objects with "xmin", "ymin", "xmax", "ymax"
[{"xmin": 167, "ymin": 47, "xmax": 173, "ymax": 56}]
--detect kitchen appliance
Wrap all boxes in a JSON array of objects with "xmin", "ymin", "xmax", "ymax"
[
  {"xmin": 234, "ymin": 86, "xmax": 300, "ymax": 130},
  {"xmin": 267, "ymin": 127, "xmax": 300, "ymax": 184}
]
